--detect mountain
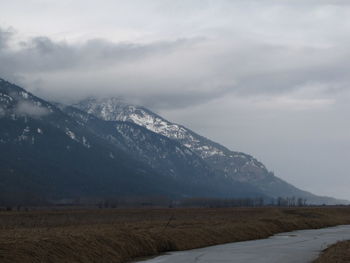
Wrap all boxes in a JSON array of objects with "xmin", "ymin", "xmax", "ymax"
[
  {"xmin": 0, "ymin": 78, "xmax": 264, "ymax": 205},
  {"xmin": 58, "ymin": 104, "xmax": 265, "ymax": 199},
  {"xmin": 75, "ymin": 97, "xmax": 347, "ymax": 205},
  {"xmin": 0, "ymin": 78, "xmax": 346, "ymax": 205}
]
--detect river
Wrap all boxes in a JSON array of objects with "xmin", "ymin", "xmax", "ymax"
[{"xmin": 136, "ymin": 225, "xmax": 350, "ymax": 263}]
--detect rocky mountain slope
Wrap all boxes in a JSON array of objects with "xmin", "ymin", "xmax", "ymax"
[
  {"xmin": 0, "ymin": 78, "xmax": 346, "ymax": 205},
  {"xmin": 0, "ymin": 79, "xmax": 263, "ymax": 204},
  {"xmin": 75, "ymin": 97, "xmax": 346, "ymax": 204},
  {"xmin": 59, "ymin": 104, "xmax": 264, "ymax": 198}
]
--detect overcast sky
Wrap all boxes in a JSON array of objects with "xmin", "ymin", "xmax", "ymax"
[{"xmin": 1, "ymin": 0, "xmax": 350, "ymax": 199}]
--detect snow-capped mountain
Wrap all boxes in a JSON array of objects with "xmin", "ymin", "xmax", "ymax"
[
  {"xmin": 0, "ymin": 78, "xmax": 263, "ymax": 204},
  {"xmin": 60, "ymin": 104, "xmax": 215, "ymax": 181},
  {"xmin": 59, "ymin": 104, "xmax": 264, "ymax": 198},
  {"xmin": 0, "ymin": 78, "xmax": 346, "ymax": 205},
  {"xmin": 0, "ymin": 79, "xmax": 195, "ymax": 203},
  {"xmin": 75, "ymin": 97, "xmax": 345, "ymax": 204},
  {"xmin": 75, "ymin": 97, "xmax": 275, "ymax": 183},
  {"xmin": 75, "ymin": 98, "xmax": 266, "ymax": 178}
]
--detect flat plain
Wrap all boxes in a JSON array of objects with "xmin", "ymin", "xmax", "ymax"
[{"xmin": 1, "ymin": 207, "xmax": 350, "ymax": 263}]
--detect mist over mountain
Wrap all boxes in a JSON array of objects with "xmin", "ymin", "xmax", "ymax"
[{"xmin": 0, "ymin": 78, "xmax": 347, "ymax": 205}]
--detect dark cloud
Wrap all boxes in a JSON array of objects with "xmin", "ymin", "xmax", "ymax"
[
  {"xmin": 1, "ymin": 26, "xmax": 350, "ymax": 112},
  {"xmin": 1, "ymin": 23, "xmax": 350, "ymax": 113},
  {"xmin": 0, "ymin": 30, "xmax": 199, "ymax": 73},
  {"xmin": 0, "ymin": 28, "xmax": 228, "ymax": 108}
]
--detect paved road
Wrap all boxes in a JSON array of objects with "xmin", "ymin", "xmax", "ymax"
[{"xmin": 136, "ymin": 225, "xmax": 350, "ymax": 263}]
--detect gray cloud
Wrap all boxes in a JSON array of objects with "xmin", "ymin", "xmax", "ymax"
[
  {"xmin": 0, "ymin": 30, "xmax": 199, "ymax": 73},
  {"xmin": 0, "ymin": 29, "xmax": 219, "ymax": 107},
  {"xmin": 1, "ymin": 26, "xmax": 349, "ymax": 111}
]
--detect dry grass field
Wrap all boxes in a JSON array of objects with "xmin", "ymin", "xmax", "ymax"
[
  {"xmin": 314, "ymin": 240, "xmax": 350, "ymax": 263},
  {"xmin": 1, "ymin": 207, "xmax": 350, "ymax": 263}
]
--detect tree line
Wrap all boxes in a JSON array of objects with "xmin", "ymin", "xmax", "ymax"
[{"xmin": 0, "ymin": 195, "xmax": 310, "ymax": 211}]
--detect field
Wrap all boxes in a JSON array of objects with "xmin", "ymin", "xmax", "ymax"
[
  {"xmin": 1, "ymin": 207, "xmax": 350, "ymax": 263},
  {"xmin": 314, "ymin": 240, "xmax": 350, "ymax": 263}
]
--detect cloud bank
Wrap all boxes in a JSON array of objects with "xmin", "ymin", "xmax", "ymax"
[{"xmin": 0, "ymin": 23, "xmax": 349, "ymax": 111}]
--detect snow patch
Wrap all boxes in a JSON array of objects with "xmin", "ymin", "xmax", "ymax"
[
  {"xmin": 65, "ymin": 129, "xmax": 78, "ymax": 141},
  {"xmin": 82, "ymin": 136, "xmax": 91, "ymax": 148},
  {"xmin": 17, "ymin": 126, "xmax": 31, "ymax": 142},
  {"xmin": 20, "ymin": 91, "xmax": 29, "ymax": 99}
]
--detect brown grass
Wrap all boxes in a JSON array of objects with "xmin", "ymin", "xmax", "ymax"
[
  {"xmin": 314, "ymin": 240, "xmax": 350, "ymax": 263},
  {"xmin": 0, "ymin": 207, "xmax": 350, "ymax": 263}
]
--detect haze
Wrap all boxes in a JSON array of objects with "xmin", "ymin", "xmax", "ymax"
[{"xmin": 1, "ymin": 0, "xmax": 349, "ymax": 199}]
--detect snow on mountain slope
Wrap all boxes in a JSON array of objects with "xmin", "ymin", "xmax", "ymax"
[
  {"xmin": 61, "ymin": 104, "xmax": 220, "ymax": 182},
  {"xmin": 0, "ymin": 79, "xmax": 95, "ymax": 149},
  {"xmin": 2, "ymin": 78, "xmax": 221, "ymax": 201},
  {"xmin": 75, "ymin": 97, "xmax": 268, "ymax": 182},
  {"xmin": 74, "ymin": 97, "xmax": 348, "ymax": 204},
  {"xmin": 0, "ymin": 79, "xmax": 158, "ymax": 200},
  {"xmin": 1, "ymin": 79, "xmax": 344, "ymax": 204}
]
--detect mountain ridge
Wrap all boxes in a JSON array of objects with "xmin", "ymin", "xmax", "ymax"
[
  {"xmin": 75, "ymin": 97, "xmax": 348, "ymax": 205},
  {"xmin": 0, "ymin": 79, "xmax": 265, "ymax": 204},
  {"xmin": 0, "ymin": 78, "xmax": 347, "ymax": 205}
]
